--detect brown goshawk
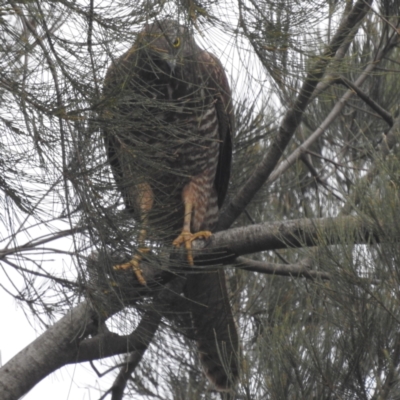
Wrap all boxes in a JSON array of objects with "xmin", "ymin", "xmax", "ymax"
[{"xmin": 102, "ymin": 19, "xmax": 239, "ymax": 391}]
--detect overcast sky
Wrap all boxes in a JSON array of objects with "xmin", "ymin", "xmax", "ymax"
[{"xmin": 0, "ymin": 289, "xmax": 107, "ymax": 400}]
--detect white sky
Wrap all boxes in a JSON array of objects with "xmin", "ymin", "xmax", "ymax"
[{"xmin": 0, "ymin": 290, "xmax": 105, "ymax": 400}]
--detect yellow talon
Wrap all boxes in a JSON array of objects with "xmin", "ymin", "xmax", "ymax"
[
  {"xmin": 114, "ymin": 248, "xmax": 149, "ymax": 285},
  {"xmin": 173, "ymin": 230, "xmax": 212, "ymax": 265}
]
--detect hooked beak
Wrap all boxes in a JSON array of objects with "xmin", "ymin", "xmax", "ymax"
[
  {"xmin": 166, "ymin": 58, "xmax": 176, "ymax": 74},
  {"xmin": 159, "ymin": 52, "xmax": 177, "ymax": 74}
]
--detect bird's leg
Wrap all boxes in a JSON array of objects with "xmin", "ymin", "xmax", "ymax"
[
  {"xmin": 114, "ymin": 225, "xmax": 148, "ymax": 285},
  {"xmin": 172, "ymin": 183, "xmax": 212, "ymax": 266},
  {"xmin": 114, "ymin": 183, "xmax": 153, "ymax": 285}
]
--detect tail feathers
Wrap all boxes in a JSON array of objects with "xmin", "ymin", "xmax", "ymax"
[
  {"xmin": 184, "ymin": 269, "xmax": 239, "ymax": 391},
  {"xmin": 197, "ymin": 327, "xmax": 240, "ymax": 391}
]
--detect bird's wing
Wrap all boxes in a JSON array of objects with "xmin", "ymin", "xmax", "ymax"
[{"xmin": 197, "ymin": 50, "xmax": 234, "ymax": 208}]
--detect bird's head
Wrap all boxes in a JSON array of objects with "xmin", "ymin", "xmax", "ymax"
[{"xmin": 138, "ymin": 19, "xmax": 199, "ymax": 74}]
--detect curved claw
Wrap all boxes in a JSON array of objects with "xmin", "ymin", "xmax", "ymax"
[
  {"xmin": 173, "ymin": 230, "xmax": 212, "ymax": 265},
  {"xmin": 114, "ymin": 248, "xmax": 150, "ymax": 285}
]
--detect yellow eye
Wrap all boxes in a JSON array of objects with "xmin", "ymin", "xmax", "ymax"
[{"xmin": 172, "ymin": 37, "xmax": 181, "ymax": 48}]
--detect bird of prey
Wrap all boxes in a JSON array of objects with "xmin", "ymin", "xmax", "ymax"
[{"xmin": 102, "ymin": 19, "xmax": 239, "ymax": 391}]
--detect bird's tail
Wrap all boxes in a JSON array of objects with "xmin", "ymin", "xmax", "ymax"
[{"xmin": 185, "ymin": 269, "xmax": 240, "ymax": 391}]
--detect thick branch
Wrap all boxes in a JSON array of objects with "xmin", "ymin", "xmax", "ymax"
[
  {"xmin": 0, "ymin": 264, "xmax": 183, "ymax": 400},
  {"xmin": 0, "ymin": 298, "xmax": 161, "ymax": 400},
  {"xmin": 75, "ymin": 309, "xmax": 161, "ymax": 363},
  {"xmin": 110, "ymin": 352, "xmax": 140, "ymax": 400},
  {"xmin": 217, "ymin": 0, "xmax": 372, "ymax": 231},
  {"xmin": 0, "ymin": 301, "xmax": 110, "ymax": 400},
  {"xmin": 0, "ymin": 212, "xmax": 389, "ymax": 400},
  {"xmin": 196, "ymin": 214, "xmax": 382, "ymax": 265}
]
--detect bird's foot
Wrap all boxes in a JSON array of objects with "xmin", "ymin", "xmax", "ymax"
[
  {"xmin": 172, "ymin": 230, "xmax": 212, "ymax": 266},
  {"xmin": 114, "ymin": 248, "xmax": 150, "ymax": 285}
]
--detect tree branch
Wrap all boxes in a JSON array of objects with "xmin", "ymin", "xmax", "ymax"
[
  {"xmin": 217, "ymin": 0, "xmax": 373, "ymax": 231},
  {"xmin": 336, "ymin": 76, "xmax": 394, "ymax": 127},
  {"xmin": 262, "ymin": 29, "xmax": 399, "ymax": 193},
  {"xmin": 0, "ymin": 211, "xmax": 390, "ymax": 400},
  {"xmin": 235, "ymin": 256, "xmax": 330, "ymax": 280},
  {"xmin": 75, "ymin": 309, "xmax": 161, "ymax": 363},
  {"xmin": 199, "ymin": 214, "xmax": 382, "ymax": 265},
  {"xmin": 235, "ymin": 256, "xmax": 381, "ymax": 284},
  {"xmin": 0, "ymin": 301, "xmax": 115, "ymax": 400}
]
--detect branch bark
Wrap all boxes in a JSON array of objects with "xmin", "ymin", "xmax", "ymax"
[
  {"xmin": 73, "ymin": 308, "xmax": 161, "ymax": 363},
  {"xmin": 336, "ymin": 76, "xmax": 394, "ymax": 127},
  {"xmin": 199, "ymin": 214, "xmax": 382, "ymax": 265},
  {"xmin": 0, "ymin": 301, "xmax": 107, "ymax": 400},
  {"xmin": 0, "ymin": 211, "xmax": 390, "ymax": 400}
]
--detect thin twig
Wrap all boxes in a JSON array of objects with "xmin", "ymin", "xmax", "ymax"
[
  {"xmin": 235, "ymin": 256, "xmax": 330, "ymax": 280},
  {"xmin": 217, "ymin": 0, "xmax": 373, "ymax": 231},
  {"xmin": 336, "ymin": 76, "xmax": 394, "ymax": 127},
  {"xmin": 264, "ymin": 29, "xmax": 399, "ymax": 190}
]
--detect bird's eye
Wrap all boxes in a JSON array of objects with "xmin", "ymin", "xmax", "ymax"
[{"xmin": 172, "ymin": 37, "xmax": 181, "ymax": 48}]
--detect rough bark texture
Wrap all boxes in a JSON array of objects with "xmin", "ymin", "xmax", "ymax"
[
  {"xmin": 0, "ymin": 212, "xmax": 387, "ymax": 400},
  {"xmin": 0, "ymin": 302, "xmax": 99, "ymax": 400}
]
